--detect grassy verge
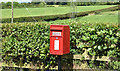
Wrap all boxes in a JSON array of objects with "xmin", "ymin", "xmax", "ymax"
[{"xmin": 45, "ymin": 11, "xmax": 118, "ymax": 24}]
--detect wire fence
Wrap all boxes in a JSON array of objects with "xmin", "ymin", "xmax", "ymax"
[
  {"xmin": 0, "ymin": 2, "xmax": 2, "ymax": 71},
  {"xmin": 0, "ymin": 2, "xmax": 120, "ymax": 71},
  {"xmin": 1, "ymin": 2, "xmax": 78, "ymax": 23},
  {"xmin": 1, "ymin": 2, "xmax": 119, "ymax": 23}
]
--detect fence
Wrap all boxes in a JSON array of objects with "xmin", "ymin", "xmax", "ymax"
[
  {"xmin": 1, "ymin": 47, "xmax": 119, "ymax": 71},
  {"xmin": 1, "ymin": 5, "xmax": 119, "ymax": 23},
  {"xmin": 0, "ymin": 2, "xmax": 120, "ymax": 71}
]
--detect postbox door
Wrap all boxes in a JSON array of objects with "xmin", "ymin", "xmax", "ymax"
[{"xmin": 50, "ymin": 37, "xmax": 63, "ymax": 55}]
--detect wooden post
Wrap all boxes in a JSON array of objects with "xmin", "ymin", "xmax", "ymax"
[
  {"xmin": 0, "ymin": 66, "xmax": 2, "ymax": 71},
  {"xmin": 11, "ymin": 0, "xmax": 13, "ymax": 23}
]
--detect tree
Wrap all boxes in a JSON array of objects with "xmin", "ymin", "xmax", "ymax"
[
  {"xmin": 61, "ymin": 2, "xmax": 67, "ymax": 5},
  {"xmin": 1, "ymin": 2, "xmax": 5, "ymax": 9},
  {"xmin": 39, "ymin": 2, "xmax": 46, "ymax": 7},
  {"xmin": 13, "ymin": 2, "xmax": 19, "ymax": 8},
  {"xmin": 46, "ymin": 2, "xmax": 54, "ymax": 5},
  {"xmin": 6, "ymin": 2, "xmax": 12, "ymax": 8}
]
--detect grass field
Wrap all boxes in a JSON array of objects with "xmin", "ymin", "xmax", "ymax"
[
  {"xmin": 46, "ymin": 11, "xmax": 118, "ymax": 24},
  {"xmin": 2, "ymin": 5, "xmax": 116, "ymax": 18}
]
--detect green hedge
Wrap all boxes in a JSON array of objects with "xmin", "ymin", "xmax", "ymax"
[
  {"xmin": 2, "ymin": 22, "xmax": 120, "ymax": 69},
  {"xmin": 1, "ymin": 6, "xmax": 119, "ymax": 23}
]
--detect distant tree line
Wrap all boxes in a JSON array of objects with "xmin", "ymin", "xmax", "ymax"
[
  {"xmin": 1, "ymin": 2, "xmax": 120, "ymax": 9},
  {"xmin": 1, "ymin": 2, "xmax": 46, "ymax": 9}
]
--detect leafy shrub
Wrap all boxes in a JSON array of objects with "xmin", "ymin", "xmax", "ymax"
[{"xmin": 2, "ymin": 22, "xmax": 120, "ymax": 69}]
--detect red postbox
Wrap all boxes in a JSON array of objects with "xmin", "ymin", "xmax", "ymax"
[{"xmin": 50, "ymin": 25, "xmax": 70, "ymax": 55}]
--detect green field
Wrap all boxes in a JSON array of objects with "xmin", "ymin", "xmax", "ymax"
[
  {"xmin": 46, "ymin": 11, "xmax": 118, "ymax": 24},
  {"xmin": 2, "ymin": 5, "xmax": 116, "ymax": 18}
]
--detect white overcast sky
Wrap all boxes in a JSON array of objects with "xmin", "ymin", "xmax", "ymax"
[{"xmin": 0, "ymin": 0, "xmax": 32, "ymax": 3}]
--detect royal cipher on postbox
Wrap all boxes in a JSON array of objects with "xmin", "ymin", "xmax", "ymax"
[{"xmin": 50, "ymin": 25, "xmax": 70, "ymax": 55}]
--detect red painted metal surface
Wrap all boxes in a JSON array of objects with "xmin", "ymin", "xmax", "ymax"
[{"xmin": 50, "ymin": 25, "xmax": 70, "ymax": 55}]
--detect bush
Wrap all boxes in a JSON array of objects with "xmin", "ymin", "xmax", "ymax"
[{"xmin": 2, "ymin": 22, "xmax": 120, "ymax": 69}]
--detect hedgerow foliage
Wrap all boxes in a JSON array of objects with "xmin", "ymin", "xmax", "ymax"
[{"xmin": 2, "ymin": 22, "xmax": 120, "ymax": 69}]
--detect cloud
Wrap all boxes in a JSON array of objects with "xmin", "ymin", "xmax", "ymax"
[{"xmin": 0, "ymin": 0, "xmax": 32, "ymax": 3}]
